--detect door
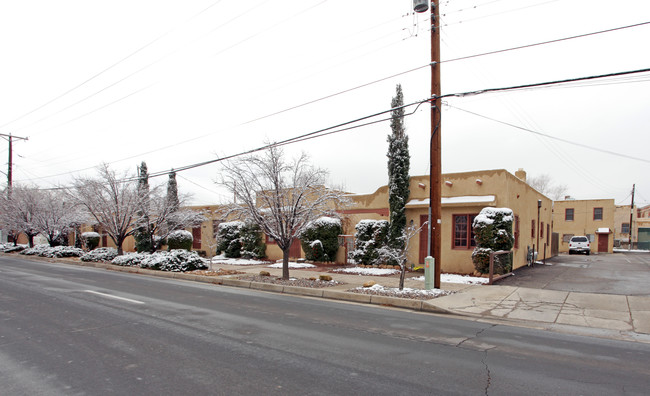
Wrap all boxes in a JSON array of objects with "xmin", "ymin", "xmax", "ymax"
[
  {"xmin": 597, "ymin": 234, "xmax": 608, "ymax": 253},
  {"xmin": 289, "ymin": 238, "xmax": 302, "ymax": 258},
  {"xmin": 192, "ymin": 227, "xmax": 202, "ymax": 249},
  {"xmin": 419, "ymin": 214, "xmax": 429, "ymax": 264}
]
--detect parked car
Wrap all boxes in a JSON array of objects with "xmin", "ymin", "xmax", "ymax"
[{"xmin": 569, "ymin": 236, "xmax": 590, "ymax": 255}]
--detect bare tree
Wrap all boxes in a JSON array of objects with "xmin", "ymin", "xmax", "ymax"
[
  {"xmin": 70, "ymin": 164, "xmax": 140, "ymax": 255},
  {"xmin": 220, "ymin": 145, "xmax": 347, "ymax": 279},
  {"xmin": 0, "ymin": 185, "xmax": 41, "ymax": 247},
  {"xmin": 33, "ymin": 189, "xmax": 85, "ymax": 246},
  {"xmin": 378, "ymin": 221, "xmax": 425, "ymax": 290},
  {"xmin": 527, "ymin": 174, "xmax": 568, "ymax": 200}
]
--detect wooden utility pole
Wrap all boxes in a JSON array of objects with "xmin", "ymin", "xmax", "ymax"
[
  {"xmin": 430, "ymin": 0, "xmax": 442, "ymax": 288},
  {"xmin": 629, "ymin": 184, "xmax": 635, "ymax": 250},
  {"xmin": 0, "ymin": 133, "xmax": 28, "ymax": 197}
]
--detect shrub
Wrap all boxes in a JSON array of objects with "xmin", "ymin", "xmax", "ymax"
[
  {"xmin": 0, "ymin": 243, "xmax": 25, "ymax": 253},
  {"xmin": 21, "ymin": 244, "xmax": 84, "ymax": 258},
  {"xmin": 137, "ymin": 250, "xmax": 207, "ymax": 272},
  {"xmin": 216, "ymin": 221, "xmax": 244, "ymax": 258},
  {"xmin": 240, "ymin": 222, "xmax": 266, "ymax": 259},
  {"xmin": 299, "ymin": 217, "xmax": 342, "ymax": 262},
  {"xmin": 167, "ymin": 230, "xmax": 193, "ymax": 251},
  {"xmin": 471, "ymin": 208, "xmax": 514, "ymax": 274},
  {"xmin": 81, "ymin": 247, "xmax": 119, "ymax": 262},
  {"xmin": 350, "ymin": 220, "xmax": 389, "ymax": 265},
  {"xmin": 112, "ymin": 252, "xmax": 148, "ymax": 267},
  {"xmin": 81, "ymin": 232, "xmax": 100, "ymax": 251}
]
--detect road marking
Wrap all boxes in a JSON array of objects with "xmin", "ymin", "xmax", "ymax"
[{"xmin": 83, "ymin": 290, "xmax": 145, "ymax": 305}]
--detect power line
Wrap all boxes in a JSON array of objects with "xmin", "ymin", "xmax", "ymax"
[{"xmin": 446, "ymin": 103, "xmax": 650, "ymax": 164}]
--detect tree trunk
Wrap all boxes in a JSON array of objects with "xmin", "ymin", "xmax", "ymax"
[
  {"xmin": 398, "ymin": 264, "xmax": 406, "ymax": 291},
  {"xmin": 28, "ymin": 234, "xmax": 34, "ymax": 248},
  {"xmin": 282, "ymin": 248, "xmax": 290, "ymax": 280}
]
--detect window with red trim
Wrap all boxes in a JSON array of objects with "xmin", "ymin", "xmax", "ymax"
[
  {"xmin": 593, "ymin": 207, "xmax": 603, "ymax": 221},
  {"xmin": 453, "ymin": 214, "xmax": 477, "ymax": 249}
]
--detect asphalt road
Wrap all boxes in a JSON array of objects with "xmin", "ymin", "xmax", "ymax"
[
  {"xmin": 498, "ymin": 252, "xmax": 650, "ymax": 295},
  {"xmin": 1, "ymin": 255, "xmax": 650, "ymax": 395}
]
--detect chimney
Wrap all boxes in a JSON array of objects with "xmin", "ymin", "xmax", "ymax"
[{"xmin": 515, "ymin": 168, "xmax": 527, "ymax": 183}]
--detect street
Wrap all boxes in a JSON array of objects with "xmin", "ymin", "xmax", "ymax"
[{"xmin": 1, "ymin": 255, "xmax": 649, "ymax": 395}]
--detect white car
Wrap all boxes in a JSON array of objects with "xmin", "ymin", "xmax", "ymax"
[{"xmin": 569, "ymin": 236, "xmax": 590, "ymax": 255}]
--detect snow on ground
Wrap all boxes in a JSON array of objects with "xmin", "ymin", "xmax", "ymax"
[
  {"xmin": 353, "ymin": 284, "xmax": 452, "ymax": 298},
  {"xmin": 210, "ymin": 256, "xmax": 270, "ymax": 266},
  {"xmin": 411, "ymin": 274, "xmax": 489, "ymax": 285},
  {"xmin": 333, "ymin": 267, "xmax": 399, "ymax": 276},
  {"xmin": 267, "ymin": 262, "xmax": 317, "ymax": 269},
  {"xmin": 614, "ymin": 248, "xmax": 650, "ymax": 253}
]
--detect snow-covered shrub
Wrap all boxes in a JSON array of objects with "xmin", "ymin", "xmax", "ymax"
[
  {"xmin": 81, "ymin": 247, "xmax": 119, "ymax": 262},
  {"xmin": 299, "ymin": 217, "xmax": 342, "ymax": 262},
  {"xmin": 139, "ymin": 250, "xmax": 207, "ymax": 272},
  {"xmin": 167, "ymin": 230, "xmax": 193, "ymax": 251},
  {"xmin": 81, "ymin": 232, "xmax": 100, "ymax": 250},
  {"xmin": 350, "ymin": 219, "xmax": 389, "ymax": 265},
  {"xmin": 20, "ymin": 244, "xmax": 84, "ymax": 258},
  {"xmin": 472, "ymin": 208, "xmax": 514, "ymax": 274},
  {"xmin": 216, "ymin": 221, "xmax": 244, "ymax": 258},
  {"xmin": 240, "ymin": 222, "xmax": 266, "ymax": 259},
  {"xmin": 111, "ymin": 252, "xmax": 148, "ymax": 267},
  {"xmin": 0, "ymin": 243, "xmax": 26, "ymax": 253}
]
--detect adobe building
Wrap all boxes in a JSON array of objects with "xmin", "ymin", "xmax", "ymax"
[
  {"xmin": 614, "ymin": 204, "xmax": 637, "ymax": 248},
  {"xmin": 553, "ymin": 198, "xmax": 615, "ymax": 253},
  {"xmin": 342, "ymin": 169, "xmax": 553, "ymax": 274}
]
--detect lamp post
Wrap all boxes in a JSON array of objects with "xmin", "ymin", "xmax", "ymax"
[{"xmin": 414, "ymin": 0, "xmax": 441, "ymax": 288}]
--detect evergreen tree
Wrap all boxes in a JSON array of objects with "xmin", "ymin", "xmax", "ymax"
[
  {"xmin": 386, "ymin": 84, "xmax": 410, "ymax": 252},
  {"xmin": 166, "ymin": 169, "xmax": 180, "ymax": 230},
  {"xmin": 134, "ymin": 161, "xmax": 152, "ymax": 252}
]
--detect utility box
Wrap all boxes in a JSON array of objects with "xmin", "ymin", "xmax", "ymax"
[{"xmin": 424, "ymin": 256, "xmax": 434, "ymax": 290}]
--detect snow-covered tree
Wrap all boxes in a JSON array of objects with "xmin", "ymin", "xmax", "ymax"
[
  {"xmin": 32, "ymin": 189, "xmax": 85, "ymax": 246},
  {"xmin": 219, "ymin": 144, "xmax": 347, "ymax": 279},
  {"xmin": 299, "ymin": 216, "xmax": 342, "ymax": 262},
  {"xmin": 378, "ymin": 221, "xmax": 426, "ymax": 290},
  {"xmin": 387, "ymin": 84, "xmax": 410, "ymax": 255},
  {"xmin": 134, "ymin": 161, "xmax": 152, "ymax": 252},
  {"xmin": 527, "ymin": 174, "xmax": 568, "ymax": 200},
  {"xmin": 351, "ymin": 219, "xmax": 389, "ymax": 265},
  {"xmin": 166, "ymin": 170, "xmax": 180, "ymax": 216},
  {"xmin": 0, "ymin": 185, "xmax": 42, "ymax": 247},
  {"xmin": 70, "ymin": 163, "xmax": 141, "ymax": 255}
]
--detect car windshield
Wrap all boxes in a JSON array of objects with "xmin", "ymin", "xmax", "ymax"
[{"xmin": 571, "ymin": 237, "xmax": 588, "ymax": 242}]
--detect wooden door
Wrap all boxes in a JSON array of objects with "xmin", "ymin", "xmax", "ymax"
[
  {"xmin": 598, "ymin": 234, "xmax": 608, "ymax": 253},
  {"xmin": 289, "ymin": 238, "xmax": 302, "ymax": 258},
  {"xmin": 192, "ymin": 227, "xmax": 202, "ymax": 249},
  {"xmin": 419, "ymin": 214, "xmax": 429, "ymax": 264}
]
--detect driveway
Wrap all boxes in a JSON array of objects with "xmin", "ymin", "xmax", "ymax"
[{"xmin": 496, "ymin": 251, "xmax": 650, "ymax": 296}]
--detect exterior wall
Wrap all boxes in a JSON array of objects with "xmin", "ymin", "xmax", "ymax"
[
  {"xmin": 345, "ymin": 169, "xmax": 553, "ymax": 274},
  {"xmin": 614, "ymin": 205, "xmax": 637, "ymax": 248},
  {"xmin": 553, "ymin": 199, "xmax": 615, "ymax": 253},
  {"xmin": 635, "ymin": 205, "xmax": 650, "ymax": 249}
]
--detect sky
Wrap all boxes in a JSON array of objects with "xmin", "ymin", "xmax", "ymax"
[{"xmin": 0, "ymin": 0, "xmax": 649, "ymax": 207}]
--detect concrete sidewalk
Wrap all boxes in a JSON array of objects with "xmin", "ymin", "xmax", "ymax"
[{"xmin": 426, "ymin": 285, "xmax": 650, "ymax": 339}]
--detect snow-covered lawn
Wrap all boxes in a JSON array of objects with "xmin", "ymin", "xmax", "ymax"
[
  {"xmin": 267, "ymin": 262, "xmax": 316, "ymax": 269},
  {"xmin": 210, "ymin": 256, "xmax": 270, "ymax": 266},
  {"xmin": 411, "ymin": 274, "xmax": 489, "ymax": 285},
  {"xmin": 333, "ymin": 267, "xmax": 399, "ymax": 276}
]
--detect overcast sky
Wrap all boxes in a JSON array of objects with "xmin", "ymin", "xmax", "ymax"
[{"xmin": 1, "ymin": 0, "xmax": 649, "ymax": 207}]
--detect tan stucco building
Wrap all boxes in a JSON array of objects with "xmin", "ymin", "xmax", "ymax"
[
  {"xmin": 343, "ymin": 169, "xmax": 553, "ymax": 274},
  {"xmin": 553, "ymin": 199, "xmax": 615, "ymax": 253}
]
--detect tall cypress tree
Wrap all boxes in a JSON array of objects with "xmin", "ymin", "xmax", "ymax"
[
  {"xmin": 134, "ymin": 161, "xmax": 152, "ymax": 252},
  {"xmin": 387, "ymin": 84, "xmax": 410, "ymax": 251},
  {"xmin": 166, "ymin": 169, "xmax": 180, "ymax": 230}
]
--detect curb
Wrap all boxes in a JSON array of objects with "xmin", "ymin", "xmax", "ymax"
[{"xmin": 7, "ymin": 254, "xmax": 447, "ymax": 313}]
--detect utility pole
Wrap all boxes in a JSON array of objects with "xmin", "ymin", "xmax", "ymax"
[
  {"xmin": 414, "ymin": 0, "xmax": 442, "ymax": 288},
  {"xmin": 629, "ymin": 184, "xmax": 635, "ymax": 250},
  {"xmin": 0, "ymin": 133, "xmax": 28, "ymax": 197}
]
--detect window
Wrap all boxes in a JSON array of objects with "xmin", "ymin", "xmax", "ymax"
[
  {"xmin": 565, "ymin": 208, "xmax": 574, "ymax": 221},
  {"xmin": 514, "ymin": 215, "xmax": 520, "ymax": 249},
  {"xmin": 621, "ymin": 223, "xmax": 630, "ymax": 234},
  {"xmin": 547, "ymin": 223, "xmax": 550, "ymax": 245},
  {"xmin": 531, "ymin": 220, "xmax": 535, "ymax": 238},
  {"xmin": 562, "ymin": 234, "xmax": 574, "ymax": 243},
  {"xmin": 593, "ymin": 207, "xmax": 603, "ymax": 221},
  {"xmin": 540, "ymin": 222, "xmax": 544, "ymax": 238},
  {"xmin": 453, "ymin": 214, "xmax": 477, "ymax": 249},
  {"xmin": 192, "ymin": 226, "xmax": 202, "ymax": 249}
]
